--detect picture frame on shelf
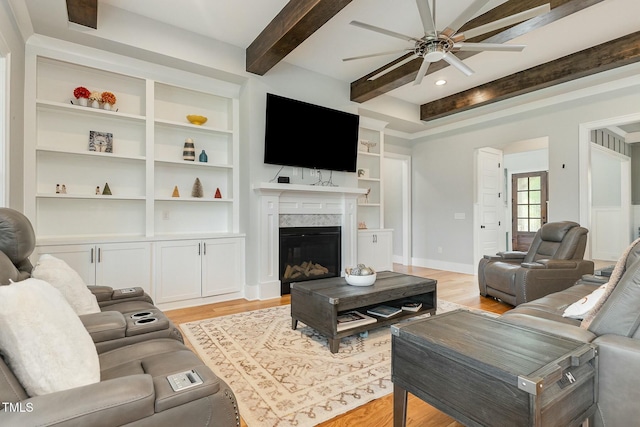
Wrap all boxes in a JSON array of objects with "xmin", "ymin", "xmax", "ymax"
[
  {"xmin": 89, "ymin": 131, "xmax": 113, "ymax": 153},
  {"xmin": 357, "ymin": 168, "xmax": 369, "ymax": 179}
]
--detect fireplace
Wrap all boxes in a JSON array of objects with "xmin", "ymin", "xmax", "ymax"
[{"xmin": 279, "ymin": 226, "xmax": 341, "ymax": 295}]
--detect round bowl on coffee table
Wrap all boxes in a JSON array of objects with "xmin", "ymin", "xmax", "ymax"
[{"xmin": 345, "ymin": 272, "xmax": 376, "ymax": 286}]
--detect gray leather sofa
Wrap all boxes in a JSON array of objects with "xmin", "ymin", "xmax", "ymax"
[
  {"xmin": 0, "ymin": 207, "xmax": 183, "ymax": 352},
  {"xmin": 0, "ymin": 208, "xmax": 240, "ymax": 426},
  {"xmin": 499, "ymin": 239, "xmax": 640, "ymax": 427},
  {"xmin": 478, "ymin": 221, "xmax": 594, "ymax": 306}
]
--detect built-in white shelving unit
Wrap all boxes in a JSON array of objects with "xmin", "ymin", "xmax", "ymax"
[
  {"xmin": 24, "ymin": 42, "xmax": 244, "ymax": 308},
  {"xmin": 356, "ymin": 118, "xmax": 393, "ymax": 271}
]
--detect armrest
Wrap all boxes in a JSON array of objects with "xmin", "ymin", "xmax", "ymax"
[
  {"xmin": 592, "ymin": 335, "xmax": 640, "ymax": 426},
  {"xmin": 79, "ymin": 311, "xmax": 126, "ymax": 343},
  {"xmin": 522, "ymin": 259, "xmax": 578, "ymax": 269},
  {"xmin": 579, "ymin": 274, "xmax": 609, "ymax": 285},
  {"xmin": 88, "ymin": 285, "xmax": 154, "ymax": 307},
  {"xmin": 484, "ymin": 251, "xmax": 527, "ymax": 261},
  {"xmin": 0, "ymin": 375, "xmax": 155, "ymax": 426}
]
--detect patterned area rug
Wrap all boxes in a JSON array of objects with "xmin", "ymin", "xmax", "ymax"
[{"xmin": 180, "ymin": 300, "xmax": 473, "ymax": 427}]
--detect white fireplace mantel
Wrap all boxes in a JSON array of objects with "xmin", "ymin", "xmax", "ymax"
[{"xmin": 254, "ymin": 182, "xmax": 366, "ymax": 299}]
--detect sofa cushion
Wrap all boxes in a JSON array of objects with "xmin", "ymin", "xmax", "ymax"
[
  {"xmin": 32, "ymin": 254, "xmax": 100, "ymax": 315},
  {"xmin": 587, "ymin": 259, "xmax": 640, "ymax": 337},
  {"xmin": 563, "ymin": 284, "xmax": 607, "ymax": 319},
  {"xmin": 0, "ymin": 279, "xmax": 100, "ymax": 396}
]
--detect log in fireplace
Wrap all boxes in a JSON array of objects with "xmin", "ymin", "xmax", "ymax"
[{"xmin": 279, "ymin": 226, "xmax": 341, "ymax": 295}]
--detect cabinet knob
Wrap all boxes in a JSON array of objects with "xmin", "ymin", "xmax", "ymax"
[{"xmin": 90, "ymin": 248, "xmax": 94, "ymax": 263}]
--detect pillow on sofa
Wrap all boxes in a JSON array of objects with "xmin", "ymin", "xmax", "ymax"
[
  {"xmin": 0, "ymin": 278, "xmax": 100, "ymax": 396},
  {"xmin": 32, "ymin": 254, "xmax": 100, "ymax": 315},
  {"xmin": 562, "ymin": 284, "xmax": 607, "ymax": 319}
]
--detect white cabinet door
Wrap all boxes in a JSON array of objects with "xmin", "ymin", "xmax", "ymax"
[
  {"xmin": 34, "ymin": 244, "xmax": 95, "ymax": 285},
  {"xmin": 202, "ymin": 237, "xmax": 245, "ymax": 297},
  {"xmin": 95, "ymin": 242, "xmax": 152, "ymax": 295},
  {"xmin": 155, "ymin": 240, "xmax": 201, "ymax": 304},
  {"xmin": 357, "ymin": 230, "xmax": 393, "ymax": 272}
]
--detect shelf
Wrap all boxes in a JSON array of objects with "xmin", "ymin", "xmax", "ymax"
[
  {"xmin": 37, "ymin": 146, "xmax": 145, "ymax": 162},
  {"xmin": 154, "ymin": 159, "xmax": 232, "ymax": 169},
  {"xmin": 155, "ymin": 197, "xmax": 233, "ymax": 202},
  {"xmin": 155, "ymin": 118, "xmax": 232, "ymax": 135},
  {"xmin": 37, "ymin": 194, "xmax": 145, "ymax": 200},
  {"xmin": 358, "ymin": 151, "xmax": 381, "ymax": 158},
  {"xmin": 37, "ymin": 99, "xmax": 146, "ymax": 122}
]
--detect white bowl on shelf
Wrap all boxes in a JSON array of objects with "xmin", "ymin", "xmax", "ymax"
[{"xmin": 345, "ymin": 271, "xmax": 376, "ymax": 287}]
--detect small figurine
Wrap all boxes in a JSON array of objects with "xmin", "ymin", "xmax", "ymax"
[
  {"xmin": 102, "ymin": 182, "xmax": 112, "ymax": 195},
  {"xmin": 172, "ymin": 186, "xmax": 180, "ymax": 197},
  {"xmin": 61, "ymin": 185, "xmax": 67, "ymax": 194},
  {"xmin": 96, "ymin": 186, "xmax": 100, "ymax": 195},
  {"xmin": 214, "ymin": 187, "xmax": 222, "ymax": 199},
  {"xmin": 56, "ymin": 184, "xmax": 61, "ymax": 194}
]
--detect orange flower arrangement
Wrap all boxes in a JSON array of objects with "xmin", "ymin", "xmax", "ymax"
[{"xmin": 101, "ymin": 91, "xmax": 116, "ymax": 105}]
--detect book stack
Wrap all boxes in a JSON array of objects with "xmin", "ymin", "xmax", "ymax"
[
  {"xmin": 336, "ymin": 311, "xmax": 377, "ymax": 331},
  {"xmin": 401, "ymin": 301, "xmax": 422, "ymax": 312},
  {"xmin": 367, "ymin": 305, "xmax": 402, "ymax": 318}
]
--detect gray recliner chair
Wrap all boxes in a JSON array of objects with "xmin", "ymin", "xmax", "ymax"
[
  {"xmin": 478, "ymin": 221, "xmax": 594, "ymax": 306},
  {"xmin": 0, "ymin": 208, "xmax": 183, "ymax": 352}
]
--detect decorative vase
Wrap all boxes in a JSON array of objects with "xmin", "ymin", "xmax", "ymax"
[
  {"xmin": 199, "ymin": 150, "xmax": 208, "ymax": 162},
  {"xmin": 103, "ymin": 103, "xmax": 112, "ymax": 111},
  {"xmin": 183, "ymin": 138, "xmax": 195, "ymax": 161},
  {"xmin": 78, "ymin": 98, "xmax": 88, "ymax": 107},
  {"xmin": 91, "ymin": 99, "xmax": 100, "ymax": 108},
  {"xmin": 214, "ymin": 188, "xmax": 222, "ymax": 199}
]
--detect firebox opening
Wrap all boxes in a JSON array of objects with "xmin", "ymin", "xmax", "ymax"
[{"xmin": 279, "ymin": 226, "xmax": 341, "ymax": 295}]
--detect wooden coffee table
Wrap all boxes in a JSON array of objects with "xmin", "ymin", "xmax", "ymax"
[{"xmin": 290, "ymin": 271, "xmax": 437, "ymax": 353}]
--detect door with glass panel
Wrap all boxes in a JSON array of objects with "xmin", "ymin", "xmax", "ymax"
[{"xmin": 512, "ymin": 171, "xmax": 548, "ymax": 251}]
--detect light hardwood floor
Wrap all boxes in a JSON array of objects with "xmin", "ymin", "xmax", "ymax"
[{"xmin": 164, "ymin": 265, "xmax": 512, "ymax": 427}]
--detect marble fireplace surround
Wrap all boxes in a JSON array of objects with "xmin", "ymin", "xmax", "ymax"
[{"xmin": 254, "ymin": 183, "xmax": 366, "ymax": 299}]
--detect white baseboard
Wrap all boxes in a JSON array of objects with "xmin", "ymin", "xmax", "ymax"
[{"xmin": 411, "ymin": 257, "xmax": 475, "ymax": 275}]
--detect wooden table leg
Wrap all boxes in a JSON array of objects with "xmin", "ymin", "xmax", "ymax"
[
  {"xmin": 329, "ymin": 338, "xmax": 340, "ymax": 353},
  {"xmin": 291, "ymin": 318, "xmax": 298, "ymax": 330},
  {"xmin": 393, "ymin": 384, "xmax": 408, "ymax": 427}
]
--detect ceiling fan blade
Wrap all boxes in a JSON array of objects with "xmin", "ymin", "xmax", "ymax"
[
  {"xmin": 367, "ymin": 54, "xmax": 418, "ymax": 81},
  {"xmin": 441, "ymin": 0, "xmax": 491, "ymax": 37},
  {"xmin": 415, "ymin": 0, "xmax": 436, "ymax": 36},
  {"xmin": 458, "ymin": 4, "xmax": 551, "ymax": 41},
  {"xmin": 350, "ymin": 21, "xmax": 421, "ymax": 43},
  {"xmin": 413, "ymin": 57, "xmax": 432, "ymax": 86},
  {"xmin": 343, "ymin": 49, "xmax": 413, "ymax": 62},
  {"xmin": 442, "ymin": 52, "xmax": 474, "ymax": 76},
  {"xmin": 454, "ymin": 42, "xmax": 526, "ymax": 52}
]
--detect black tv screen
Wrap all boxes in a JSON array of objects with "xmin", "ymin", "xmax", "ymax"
[{"xmin": 264, "ymin": 93, "xmax": 360, "ymax": 172}]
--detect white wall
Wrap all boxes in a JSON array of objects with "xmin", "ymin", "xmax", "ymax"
[
  {"xmin": 0, "ymin": 0, "xmax": 25, "ymax": 209},
  {"xmin": 409, "ymin": 66, "xmax": 640, "ymax": 273}
]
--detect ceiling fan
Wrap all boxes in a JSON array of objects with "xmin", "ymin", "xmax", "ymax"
[{"xmin": 344, "ymin": 0, "xmax": 551, "ymax": 85}]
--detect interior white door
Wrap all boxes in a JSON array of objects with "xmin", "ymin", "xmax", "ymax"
[{"xmin": 475, "ymin": 147, "xmax": 504, "ymax": 265}]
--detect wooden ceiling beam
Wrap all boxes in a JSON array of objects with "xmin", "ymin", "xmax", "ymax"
[
  {"xmin": 66, "ymin": 0, "xmax": 98, "ymax": 29},
  {"xmin": 246, "ymin": 0, "xmax": 353, "ymax": 75},
  {"xmin": 420, "ymin": 31, "xmax": 640, "ymax": 121},
  {"xmin": 350, "ymin": 0, "xmax": 604, "ymax": 103}
]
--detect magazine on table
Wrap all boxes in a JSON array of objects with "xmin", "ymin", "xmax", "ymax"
[
  {"xmin": 401, "ymin": 301, "xmax": 422, "ymax": 312},
  {"xmin": 367, "ymin": 305, "xmax": 402, "ymax": 318},
  {"xmin": 336, "ymin": 311, "xmax": 377, "ymax": 331}
]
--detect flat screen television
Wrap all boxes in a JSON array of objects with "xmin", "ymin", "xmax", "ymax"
[{"xmin": 264, "ymin": 93, "xmax": 360, "ymax": 172}]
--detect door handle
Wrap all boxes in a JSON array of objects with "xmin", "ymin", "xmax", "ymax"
[
  {"xmin": 90, "ymin": 248, "xmax": 94, "ymax": 263},
  {"xmin": 203, "ymin": 242, "xmax": 206, "ymax": 255},
  {"xmin": 97, "ymin": 247, "xmax": 101, "ymax": 263},
  {"xmin": 198, "ymin": 243, "xmax": 201, "ymax": 255}
]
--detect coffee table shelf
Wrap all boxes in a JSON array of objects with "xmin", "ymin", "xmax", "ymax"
[{"xmin": 290, "ymin": 271, "xmax": 437, "ymax": 353}]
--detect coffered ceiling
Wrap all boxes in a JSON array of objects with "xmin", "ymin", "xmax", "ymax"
[{"xmin": 21, "ymin": 0, "xmax": 640, "ymax": 129}]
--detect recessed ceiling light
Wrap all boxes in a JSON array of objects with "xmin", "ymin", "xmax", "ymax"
[{"xmin": 435, "ymin": 79, "xmax": 447, "ymax": 86}]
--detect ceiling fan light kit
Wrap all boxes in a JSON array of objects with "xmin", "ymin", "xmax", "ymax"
[{"xmin": 345, "ymin": 0, "xmax": 551, "ymax": 86}]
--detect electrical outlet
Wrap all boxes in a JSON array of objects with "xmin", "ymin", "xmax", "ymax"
[
  {"xmin": 293, "ymin": 168, "xmax": 298, "ymax": 176},
  {"xmin": 163, "ymin": 211, "xmax": 170, "ymax": 220},
  {"xmin": 310, "ymin": 169, "xmax": 317, "ymax": 177},
  {"xmin": 437, "ymin": 246, "xmax": 443, "ymax": 254}
]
